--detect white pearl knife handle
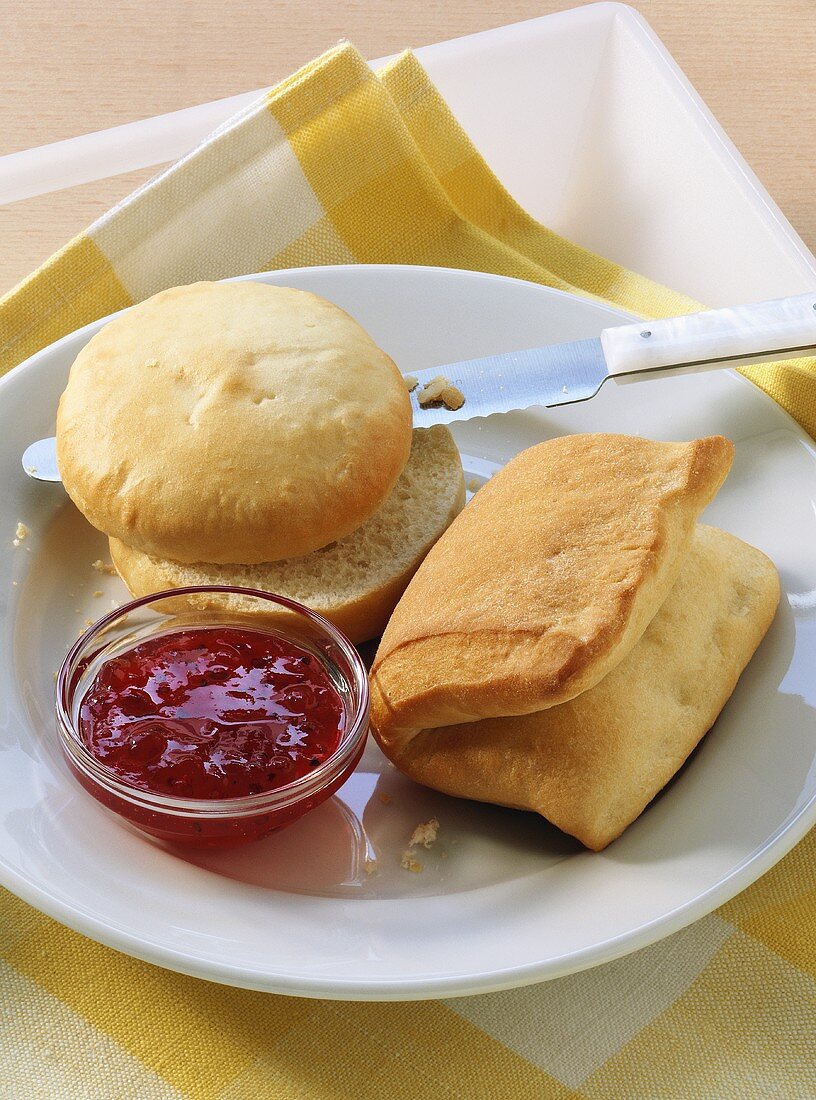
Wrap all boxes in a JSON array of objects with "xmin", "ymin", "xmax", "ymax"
[{"xmin": 600, "ymin": 292, "xmax": 816, "ymax": 377}]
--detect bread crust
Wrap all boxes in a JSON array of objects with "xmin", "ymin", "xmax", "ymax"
[
  {"xmin": 57, "ymin": 281, "xmax": 412, "ymax": 564},
  {"xmin": 374, "ymin": 525, "xmax": 780, "ymax": 849},
  {"xmin": 109, "ymin": 426, "xmax": 465, "ymax": 644},
  {"xmin": 371, "ymin": 433, "xmax": 734, "ymax": 731}
]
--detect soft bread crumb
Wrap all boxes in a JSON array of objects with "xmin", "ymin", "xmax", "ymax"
[
  {"xmin": 364, "ymin": 858, "xmax": 377, "ymax": 875},
  {"xmin": 92, "ymin": 590, "xmax": 103, "ymax": 598},
  {"xmin": 440, "ymin": 385, "xmax": 465, "ymax": 411},
  {"xmin": 409, "ymin": 818, "xmax": 440, "ymax": 849},
  {"xmin": 404, "ymin": 375, "xmax": 419, "ymax": 392},
  {"xmin": 467, "ymin": 477, "xmax": 481, "ymax": 493},
  {"xmin": 418, "ymin": 377, "xmax": 465, "ymax": 411},
  {"xmin": 417, "ymin": 377, "xmax": 447, "ymax": 404},
  {"xmin": 400, "ymin": 817, "xmax": 440, "ymax": 872},
  {"xmin": 92, "ymin": 559, "xmax": 117, "ymax": 575},
  {"xmin": 378, "ymin": 792, "xmax": 392, "ymax": 806},
  {"xmin": 12, "ymin": 521, "xmax": 29, "ymax": 547}
]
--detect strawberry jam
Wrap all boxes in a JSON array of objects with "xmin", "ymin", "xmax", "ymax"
[{"xmin": 79, "ymin": 627, "xmax": 345, "ymax": 800}]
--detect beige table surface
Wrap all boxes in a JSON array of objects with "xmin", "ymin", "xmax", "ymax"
[{"xmin": 1, "ymin": 0, "xmax": 814, "ymax": 296}]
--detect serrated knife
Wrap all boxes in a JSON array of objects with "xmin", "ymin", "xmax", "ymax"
[
  {"xmin": 406, "ymin": 291, "xmax": 816, "ymax": 426},
  {"xmin": 22, "ymin": 292, "xmax": 816, "ymax": 482}
]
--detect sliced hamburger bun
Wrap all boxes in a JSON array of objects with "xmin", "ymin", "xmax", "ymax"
[
  {"xmin": 110, "ymin": 426, "xmax": 465, "ymax": 645},
  {"xmin": 57, "ymin": 280, "xmax": 413, "ymax": 565}
]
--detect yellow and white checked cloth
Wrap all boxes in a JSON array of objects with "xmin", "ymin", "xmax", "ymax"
[{"xmin": 1, "ymin": 43, "xmax": 815, "ymax": 1099}]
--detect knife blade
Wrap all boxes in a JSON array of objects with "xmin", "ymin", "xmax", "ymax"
[{"xmin": 407, "ymin": 337, "xmax": 609, "ymax": 427}]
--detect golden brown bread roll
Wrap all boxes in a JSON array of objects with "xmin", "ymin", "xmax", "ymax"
[
  {"xmin": 57, "ymin": 281, "xmax": 412, "ymax": 565},
  {"xmin": 371, "ymin": 433, "xmax": 733, "ymax": 737},
  {"xmin": 373, "ymin": 524, "xmax": 779, "ymax": 849}
]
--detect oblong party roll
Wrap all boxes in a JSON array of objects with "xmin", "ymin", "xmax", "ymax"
[
  {"xmin": 371, "ymin": 433, "xmax": 734, "ymax": 742},
  {"xmin": 374, "ymin": 524, "xmax": 779, "ymax": 849}
]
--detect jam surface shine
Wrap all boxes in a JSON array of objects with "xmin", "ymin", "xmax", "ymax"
[{"xmin": 79, "ymin": 627, "xmax": 345, "ymax": 799}]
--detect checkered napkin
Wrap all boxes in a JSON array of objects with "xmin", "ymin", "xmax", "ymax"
[{"xmin": 1, "ymin": 43, "xmax": 815, "ymax": 1099}]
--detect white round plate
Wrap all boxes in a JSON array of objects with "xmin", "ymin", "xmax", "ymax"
[{"xmin": 2, "ymin": 266, "xmax": 815, "ymax": 1001}]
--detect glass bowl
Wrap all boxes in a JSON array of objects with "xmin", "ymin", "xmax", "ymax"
[{"xmin": 55, "ymin": 586, "xmax": 369, "ymax": 848}]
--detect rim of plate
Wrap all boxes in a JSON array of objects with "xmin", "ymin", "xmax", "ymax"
[{"xmin": 1, "ymin": 263, "xmax": 815, "ymax": 1000}]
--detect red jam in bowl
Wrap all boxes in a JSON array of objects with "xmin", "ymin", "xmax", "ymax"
[
  {"xmin": 79, "ymin": 627, "xmax": 345, "ymax": 800},
  {"xmin": 58, "ymin": 589, "xmax": 370, "ymax": 849}
]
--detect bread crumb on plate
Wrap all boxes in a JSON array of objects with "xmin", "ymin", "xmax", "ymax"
[
  {"xmin": 378, "ymin": 792, "xmax": 392, "ymax": 806},
  {"xmin": 409, "ymin": 817, "xmax": 440, "ymax": 849},
  {"xmin": 12, "ymin": 521, "xmax": 29, "ymax": 547},
  {"xmin": 404, "ymin": 375, "xmax": 419, "ymax": 392},
  {"xmin": 92, "ymin": 559, "xmax": 117, "ymax": 575},
  {"xmin": 400, "ymin": 852, "xmax": 423, "ymax": 873}
]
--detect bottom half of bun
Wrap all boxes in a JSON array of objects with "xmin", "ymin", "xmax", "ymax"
[{"xmin": 110, "ymin": 426, "xmax": 465, "ymax": 644}]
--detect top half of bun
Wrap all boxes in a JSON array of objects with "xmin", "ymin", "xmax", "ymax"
[
  {"xmin": 371, "ymin": 432, "xmax": 734, "ymax": 733},
  {"xmin": 56, "ymin": 280, "xmax": 413, "ymax": 564}
]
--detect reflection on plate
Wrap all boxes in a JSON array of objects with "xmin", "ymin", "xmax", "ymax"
[{"xmin": 182, "ymin": 762, "xmax": 580, "ymax": 901}]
